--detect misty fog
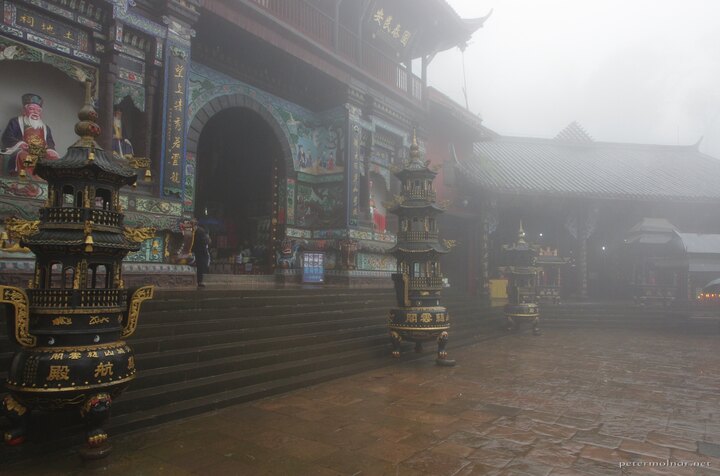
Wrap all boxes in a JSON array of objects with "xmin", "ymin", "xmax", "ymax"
[{"xmin": 429, "ymin": 0, "xmax": 720, "ymax": 158}]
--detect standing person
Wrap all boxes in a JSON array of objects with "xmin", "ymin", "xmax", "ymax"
[{"xmin": 192, "ymin": 224, "xmax": 211, "ymax": 288}]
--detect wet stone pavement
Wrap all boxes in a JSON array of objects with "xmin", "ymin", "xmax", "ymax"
[{"xmin": 4, "ymin": 326, "xmax": 720, "ymax": 475}]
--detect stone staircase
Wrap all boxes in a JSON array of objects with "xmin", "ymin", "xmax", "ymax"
[{"xmin": 0, "ymin": 287, "xmax": 502, "ymax": 462}]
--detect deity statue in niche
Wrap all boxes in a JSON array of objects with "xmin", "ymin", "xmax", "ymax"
[
  {"xmin": 112, "ymin": 107, "xmax": 135, "ymax": 161},
  {"xmin": 112, "ymin": 99, "xmax": 150, "ymax": 171},
  {"xmin": 1, "ymin": 94, "xmax": 59, "ymax": 177}
]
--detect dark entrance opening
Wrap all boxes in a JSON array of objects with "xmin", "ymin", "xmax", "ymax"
[{"xmin": 195, "ymin": 107, "xmax": 282, "ymax": 274}]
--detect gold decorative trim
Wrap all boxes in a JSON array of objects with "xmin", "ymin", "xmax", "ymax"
[
  {"xmin": 5, "ymin": 374, "xmax": 135, "ymax": 393},
  {"xmin": 505, "ymin": 313, "xmax": 539, "ymax": 318},
  {"xmin": 38, "ymin": 223, "xmax": 122, "ymax": 233},
  {"xmin": 123, "ymin": 226, "xmax": 157, "ymax": 243},
  {"xmin": 5, "ymin": 217, "xmax": 40, "ymax": 241},
  {"xmin": 401, "ymin": 274, "xmax": 409, "ymax": 306},
  {"xmin": 29, "ymin": 341, "xmax": 129, "ymax": 353},
  {"xmin": 31, "ymin": 307, "xmax": 124, "ymax": 315},
  {"xmin": 442, "ymin": 239, "xmax": 457, "ymax": 250},
  {"xmin": 0, "ymin": 285, "xmax": 35, "ymax": 347},
  {"xmin": 51, "ymin": 316, "xmax": 73, "ymax": 326},
  {"xmin": 123, "ymin": 286, "xmax": 153, "ymax": 337},
  {"xmin": 391, "ymin": 306, "xmax": 446, "ymax": 312},
  {"xmin": 4, "ymin": 395, "xmax": 27, "ymax": 416},
  {"xmin": 388, "ymin": 325, "xmax": 450, "ymax": 332}
]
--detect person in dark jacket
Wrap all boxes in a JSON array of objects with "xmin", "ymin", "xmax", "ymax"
[{"xmin": 192, "ymin": 224, "xmax": 211, "ymax": 287}]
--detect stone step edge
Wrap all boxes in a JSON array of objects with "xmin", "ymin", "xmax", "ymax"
[
  {"xmin": 135, "ymin": 324, "xmax": 394, "ymax": 372},
  {"xmin": 147, "ymin": 290, "xmax": 395, "ymax": 306},
  {"xmin": 134, "ymin": 332, "xmax": 391, "ymax": 381},
  {"xmin": 117, "ymin": 317, "xmax": 499, "ymax": 407},
  {"xmin": 114, "ymin": 317, "xmax": 506, "ymax": 431},
  {"xmin": 0, "ymin": 317, "xmax": 504, "ymax": 466},
  {"xmin": 137, "ymin": 304, "xmax": 394, "ymax": 329},
  {"xmin": 132, "ymin": 308, "xmax": 489, "ymax": 369},
  {"xmin": 129, "ymin": 303, "xmax": 482, "ymax": 345},
  {"xmin": 135, "ymin": 301, "xmax": 480, "ymax": 333}
]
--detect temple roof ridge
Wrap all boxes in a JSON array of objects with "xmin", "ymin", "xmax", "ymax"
[{"xmin": 554, "ymin": 121, "xmax": 595, "ymax": 144}]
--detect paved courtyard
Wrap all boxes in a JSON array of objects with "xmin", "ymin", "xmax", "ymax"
[{"xmin": 4, "ymin": 326, "xmax": 720, "ymax": 475}]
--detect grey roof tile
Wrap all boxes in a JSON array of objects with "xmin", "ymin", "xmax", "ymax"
[{"xmin": 463, "ymin": 133, "xmax": 720, "ymax": 201}]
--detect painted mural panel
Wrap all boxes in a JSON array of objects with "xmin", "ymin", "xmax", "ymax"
[
  {"xmin": 285, "ymin": 178, "xmax": 295, "ymax": 225},
  {"xmin": 125, "ymin": 236, "xmax": 164, "ymax": 262},
  {"xmin": 135, "ymin": 197, "xmax": 182, "ymax": 216},
  {"xmin": 183, "ymin": 150, "xmax": 196, "ymax": 213},
  {"xmin": 357, "ymin": 252, "xmax": 396, "ymax": 272},
  {"xmin": 287, "ymin": 108, "xmax": 345, "ymax": 175},
  {"xmin": 0, "ymin": 178, "xmax": 46, "ymax": 200},
  {"xmin": 295, "ymin": 183, "xmax": 344, "ymax": 228}
]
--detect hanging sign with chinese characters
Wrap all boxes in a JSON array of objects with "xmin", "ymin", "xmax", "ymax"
[
  {"xmin": 368, "ymin": 1, "xmax": 414, "ymax": 50},
  {"xmin": 2, "ymin": 1, "xmax": 98, "ymax": 62},
  {"xmin": 161, "ymin": 44, "xmax": 189, "ymax": 198},
  {"xmin": 347, "ymin": 124, "xmax": 362, "ymax": 226}
]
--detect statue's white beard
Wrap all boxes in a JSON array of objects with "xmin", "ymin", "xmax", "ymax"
[{"xmin": 24, "ymin": 116, "xmax": 44, "ymax": 129}]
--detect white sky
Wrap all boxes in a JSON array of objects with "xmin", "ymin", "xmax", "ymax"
[{"xmin": 428, "ymin": 0, "xmax": 720, "ymax": 158}]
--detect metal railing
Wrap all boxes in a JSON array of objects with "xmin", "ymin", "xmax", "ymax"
[
  {"xmin": 408, "ymin": 276, "xmax": 443, "ymax": 289},
  {"xmin": 247, "ymin": 0, "xmax": 423, "ymax": 103},
  {"xmin": 41, "ymin": 207, "xmax": 122, "ymax": 227},
  {"xmin": 398, "ymin": 231, "xmax": 439, "ymax": 242},
  {"xmin": 404, "ymin": 189, "xmax": 436, "ymax": 201},
  {"xmin": 29, "ymin": 289, "xmax": 126, "ymax": 308}
]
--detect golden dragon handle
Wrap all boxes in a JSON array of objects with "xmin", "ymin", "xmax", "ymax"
[
  {"xmin": 0, "ymin": 285, "xmax": 35, "ymax": 347},
  {"xmin": 122, "ymin": 285, "xmax": 154, "ymax": 338}
]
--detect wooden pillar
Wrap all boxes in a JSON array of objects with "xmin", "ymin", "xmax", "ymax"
[
  {"xmin": 578, "ymin": 234, "xmax": 588, "ymax": 299},
  {"xmin": 565, "ymin": 203, "xmax": 596, "ymax": 299},
  {"xmin": 479, "ymin": 211, "xmax": 490, "ymax": 303},
  {"xmin": 333, "ymin": 0, "xmax": 341, "ymax": 49},
  {"xmin": 99, "ymin": 26, "xmax": 119, "ymax": 152},
  {"xmin": 465, "ymin": 217, "xmax": 477, "ymax": 296},
  {"xmin": 144, "ymin": 60, "xmax": 158, "ymax": 190}
]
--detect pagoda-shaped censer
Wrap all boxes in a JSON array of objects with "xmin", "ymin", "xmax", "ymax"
[
  {"xmin": 0, "ymin": 83, "xmax": 154, "ymax": 457},
  {"xmin": 388, "ymin": 131, "xmax": 454, "ymax": 365},
  {"xmin": 500, "ymin": 222, "xmax": 541, "ymax": 335}
]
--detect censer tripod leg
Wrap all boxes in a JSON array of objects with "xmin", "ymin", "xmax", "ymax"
[
  {"xmin": 532, "ymin": 316, "xmax": 541, "ymax": 336},
  {"xmin": 390, "ymin": 331, "xmax": 402, "ymax": 358},
  {"xmin": 436, "ymin": 331, "xmax": 455, "ymax": 366},
  {"xmin": 2, "ymin": 395, "xmax": 29, "ymax": 446},
  {"xmin": 79, "ymin": 393, "xmax": 113, "ymax": 459},
  {"xmin": 436, "ymin": 331, "xmax": 449, "ymax": 360}
]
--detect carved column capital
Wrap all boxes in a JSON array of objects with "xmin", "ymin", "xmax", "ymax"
[{"xmin": 163, "ymin": 0, "xmax": 201, "ymax": 29}]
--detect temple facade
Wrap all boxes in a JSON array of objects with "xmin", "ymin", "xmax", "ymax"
[
  {"xmin": 0, "ymin": 0, "xmax": 487, "ymax": 287},
  {"xmin": 428, "ymin": 106, "xmax": 720, "ymax": 302},
  {"xmin": 3, "ymin": 0, "xmax": 720, "ymax": 298}
]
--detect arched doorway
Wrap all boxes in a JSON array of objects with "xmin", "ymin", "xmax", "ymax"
[{"xmin": 194, "ymin": 106, "xmax": 285, "ymax": 274}]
